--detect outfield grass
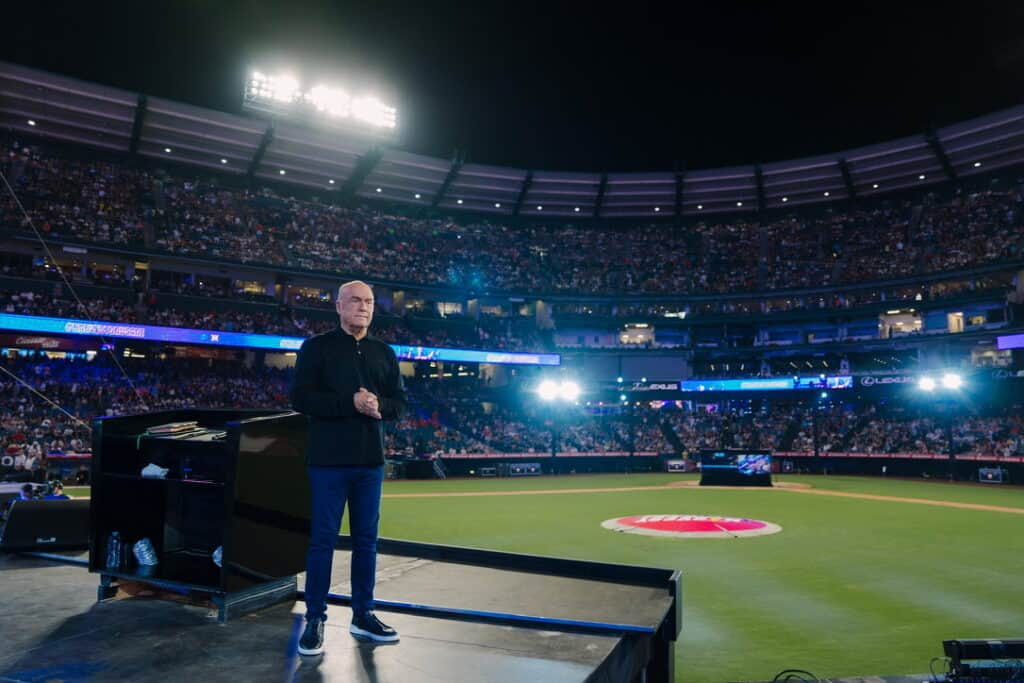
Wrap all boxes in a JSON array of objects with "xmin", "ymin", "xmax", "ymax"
[
  {"xmin": 66, "ymin": 474, "xmax": 1024, "ymax": 682},
  {"xmin": 375, "ymin": 474, "xmax": 1024, "ymax": 682}
]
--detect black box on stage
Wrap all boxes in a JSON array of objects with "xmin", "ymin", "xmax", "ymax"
[
  {"xmin": 89, "ymin": 409, "xmax": 310, "ymax": 621},
  {"xmin": 0, "ymin": 499, "xmax": 90, "ymax": 551}
]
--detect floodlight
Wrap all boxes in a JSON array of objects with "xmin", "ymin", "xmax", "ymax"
[
  {"xmin": 244, "ymin": 67, "xmax": 397, "ymax": 135},
  {"xmin": 352, "ymin": 95, "xmax": 396, "ymax": 128},
  {"xmin": 918, "ymin": 377, "xmax": 936, "ymax": 392},
  {"xmin": 269, "ymin": 74, "xmax": 300, "ymax": 103},
  {"xmin": 941, "ymin": 373, "xmax": 962, "ymax": 390},
  {"xmin": 559, "ymin": 381, "xmax": 580, "ymax": 402},
  {"xmin": 308, "ymin": 85, "xmax": 351, "ymax": 117},
  {"xmin": 537, "ymin": 380, "xmax": 559, "ymax": 402}
]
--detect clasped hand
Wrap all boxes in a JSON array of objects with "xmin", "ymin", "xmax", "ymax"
[{"xmin": 353, "ymin": 387, "xmax": 382, "ymax": 419}]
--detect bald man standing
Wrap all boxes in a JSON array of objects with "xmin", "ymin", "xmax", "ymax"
[{"xmin": 291, "ymin": 280, "xmax": 407, "ymax": 654}]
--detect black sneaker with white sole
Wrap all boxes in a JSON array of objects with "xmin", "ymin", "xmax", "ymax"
[
  {"xmin": 297, "ymin": 617, "xmax": 325, "ymax": 655},
  {"xmin": 350, "ymin": 611, "xmax": 399, "ymax": 642}
]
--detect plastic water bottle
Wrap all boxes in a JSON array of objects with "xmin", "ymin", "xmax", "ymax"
[
  {"xmin": 133, "ymin": 538, "xmax": 159, "ymax": 566},
  {"xmin": 105, "ymin": 532, "xmax": 121, "ymax": 570}
]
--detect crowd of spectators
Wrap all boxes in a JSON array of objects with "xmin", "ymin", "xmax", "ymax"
[
  {"xmin": 3, "ymin": 356, "xmax": 1021, "ymax": 484},
  {"xmin": 4, "ymin": 139, "xmax": 1023, "ymax": 300}
]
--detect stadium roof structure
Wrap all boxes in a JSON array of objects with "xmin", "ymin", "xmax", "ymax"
[{"xmin": 3, "ymin": 61, "xmax": 1024, "ymax": 218}]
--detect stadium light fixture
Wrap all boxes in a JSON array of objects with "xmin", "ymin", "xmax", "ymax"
[
  {"xmin": 351, "ymin": 95, "xmax": 396, "ymax": 129},
  {"xmin": 697, "ymin": 204, "xmax": 703, "ymax": 210},
  {"xmin": 918, "ymin": 174, "xmax": 926, "ymax": 180},
  {"xmin": 973, "ymin": 161, "xmax": 981, "ymax": 168},
  {"xmin": 308, "ymin": 84, "xmax": 351, "ymax": 117},
  {"xmin": 823, "ymin": 191, "xmax": 830, "ymax": 197},
  {"xmin": 414, "ymin": 193, "xmax": 421, "ymax": 199},
  {"xmin": 279, "ymin": 169, "xmax": 286, "ymax": 175},
  {"xmin": 537, "ymin": 380, "xmax": 559, "ymax": 402},
  {"xmin": 245, "ymin": 69, "xmax": 397, "ymax": 132},
  {"xmin": 941, "ymin": 372, "xmax": 963, "ymax": 390},
  {"xmin": 559, "ymin": 380, "xmax": 581, "ymax": 402},
  {"xmin": 456, "ymin": 199, "xmax": 463, "ymax": 204},
  {"xmin": 537, "ymin": 205, "xmax": 543, "ymax": 211},
  {"xmin": 873, "ymin": 183, "xmax": 879, "ymax": 189},
  {"xmin": 918, "ymin": 377, "xmax": 937, "ymax": 392},
  {"xmin": 269, "ymin": 73, "xmax": 301, "ymax": 103},
  {"xmin": 782, "ymin": 197, "xmax": 788, "ymax": 202},
  {"xmin": 574, "ymin": 207, "xmax": 580, "ymax": 212},
  {"xmin": 619, "ymin": 394, "xmax": 627, "ymax": 402},
  {"xmin": 654, "ymin": 207, "xmax": 661, "ymax": 212},
  {"xmin": 220, "ymin": 158, "xmax": 228, "ymax": 164},
  {"xmin": 494, "ymin": 203, "xmax": 501, "ymax": 208},
  {"xmin": 537, "ymin": 379, "xmax": 581, "ymax": 402},
  {"xmin": 328, "ymin": 179, "xmax": 335, "ymax": 184},
  {"xmin": 27, "ymin": 119, "xmax": 36, "ymax": 126},
  {"xmin": 736, "ymin": 201, "xmax": 743, "ymax": 207},
  {"xmin": 164, "ymin": 147, "xmax": 172, "ymax": 153}
]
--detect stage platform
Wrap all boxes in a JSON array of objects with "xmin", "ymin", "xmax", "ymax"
[{"xmin": 0, "ymin": 540, "xmax": 679, "ymax": 682}]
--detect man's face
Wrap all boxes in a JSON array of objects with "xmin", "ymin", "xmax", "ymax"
[{"xmin": 337, "ymin": 283, "xmax": 375, "ymax": 331}]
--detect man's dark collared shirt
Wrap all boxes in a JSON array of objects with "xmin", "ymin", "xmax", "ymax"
[{"xmin": 290, "ymin": 327, "xmax": 407, "ymax": 466}]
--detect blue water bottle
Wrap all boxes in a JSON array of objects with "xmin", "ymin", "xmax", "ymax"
[{"xmin": 105, "ymin": 531, "xmax": 121, "ymax": 570}]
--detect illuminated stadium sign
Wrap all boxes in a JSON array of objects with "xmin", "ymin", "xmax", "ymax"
[
  {"xmin": 0, "ymin": 313, "xmax": 560, "ymax": 366},
  {"xmin": 678, "ymin": 375, "xmax": 852, "ymax": 392},
  {"xmin": 997, "ymin": 332, "xmax": 1024, "ymax": 350}
]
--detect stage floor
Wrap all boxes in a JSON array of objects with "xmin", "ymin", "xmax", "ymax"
[{"xmin": 0, "ymin": 549, "xmax": 674, "ymax": 682}]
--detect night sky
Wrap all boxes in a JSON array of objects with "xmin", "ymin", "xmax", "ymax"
[{"xmin": 4, "ymin": 1, "xmax": 1024, "ymax": 172}]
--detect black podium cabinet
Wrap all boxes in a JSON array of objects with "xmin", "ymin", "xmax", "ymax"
[{"xmin": 89, "ymin": 409, "xmax": 310, "ymax": 621}]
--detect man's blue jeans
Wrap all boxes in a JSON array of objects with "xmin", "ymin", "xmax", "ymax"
[{"xmin": 305, "ymin": 464, "xmax": 384, "ymax": 622}]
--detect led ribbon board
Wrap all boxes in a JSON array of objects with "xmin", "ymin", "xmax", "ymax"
[
  {"xmin": 0, "ymin": 313, "xmax": 561, "ymax": 366},
  {"xmin": 997, "ymin": 332, "xmax": 1024, "ymax": 350},
  {"xmin": 679, "ymin": 375, "xmax": 853, "ymax": 392}
]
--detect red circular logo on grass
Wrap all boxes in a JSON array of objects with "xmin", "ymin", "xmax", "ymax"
[{"xmin": 601, "ymin": 514, "xmax": 782, "ymax": 538}]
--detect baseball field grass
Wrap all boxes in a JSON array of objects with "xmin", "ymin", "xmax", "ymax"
[
  {"xmin": 66, "ymin": 474, "xmax": 1024, "ymax": 682},
  {"xmin": 375, "ymin": 473, "xmax": 1024, "ymax": 682}
]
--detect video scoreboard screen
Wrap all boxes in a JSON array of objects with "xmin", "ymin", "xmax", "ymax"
[{"xmin": 699, "ymin": 449, "xmax": 773, "ymax": 487}]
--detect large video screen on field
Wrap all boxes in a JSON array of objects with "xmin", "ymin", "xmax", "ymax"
[{"xmin": 699, "ymin": 449, "xmax": 773, "ymax": 487}]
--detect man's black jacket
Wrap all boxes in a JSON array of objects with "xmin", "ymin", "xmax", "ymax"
[{"xmin": 290, "ymin": 327, "xmax": 407, "ymax": 466}]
